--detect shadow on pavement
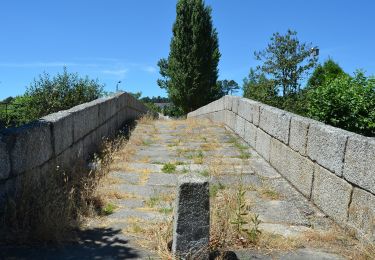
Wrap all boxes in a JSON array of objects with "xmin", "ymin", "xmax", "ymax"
[{"xmin": 0, "ymin": 227, "xmax": 145, "ymax": 259}]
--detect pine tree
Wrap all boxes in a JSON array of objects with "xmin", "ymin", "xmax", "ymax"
[{"xmin": 157, "ymin": 0, "xmax": 221, "ymax": 114}]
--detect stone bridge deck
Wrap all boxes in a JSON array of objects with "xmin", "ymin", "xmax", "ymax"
[{"xmin": 2, "ymin": 118, "xmax": 365, "ymax": 259}]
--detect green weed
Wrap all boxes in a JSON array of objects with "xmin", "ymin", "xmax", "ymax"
[
  {"xmin": 146, "ymin": 196, "xmax": 160, "ymax": 208},
  {"xmin": 162, "ymin": 163, "xmax": 176, "ymax": 174},
  {"xmin": 102, "ymin": 203, "xmax": 116, "ymax": 215},
  {"xmin": 158, "ymin": 207, "xmax": 173, "ymax": 214}
]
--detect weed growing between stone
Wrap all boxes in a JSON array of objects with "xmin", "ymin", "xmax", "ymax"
[
  {"xmin": 101, "ymin": 203, "xmax": 117, "ymax": 216},
  {"xmin": 162, "ymin": 163, "xmax": 177, "ymax": 173},
  {"xmin": 230, "ymin": 180, "xmax": 261, "ymax": 245}
]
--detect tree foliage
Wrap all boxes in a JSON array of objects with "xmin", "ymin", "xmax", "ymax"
[
  {"xmin": 157, "ymin": 0, "xmax": 221, "ymax": 114},
  {"xmin": 243, "ymin": 68, "xmax": 278, "ymax": 106},
  {"xmin": 307, "ymin": 58, "xmax": 346, "ymax": 89},
  {"xmin": 255, "ymin": 29, "xmax": 318, "ymax": 96},
  {"xmin": 0, "ymin": 68, "xmax": 104, "ymax": 128},
  {"xmin": 308, "ymin": 71, "xmax": 375, "ymax": 136},
  {"xmin": 217, "ymin": 79, "xmax": 239, "ymax": 95}
]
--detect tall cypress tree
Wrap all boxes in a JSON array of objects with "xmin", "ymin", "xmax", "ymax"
[{"xmin": 157, "ymin": 0, "xmax": 221, "ymax": 114}]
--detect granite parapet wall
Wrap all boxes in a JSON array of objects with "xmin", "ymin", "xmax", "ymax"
[
  {"xmin": 0, "ymin": 92, "xmax": 148, "ymax": 204},
  {"xmin": 188, "ymin": 95, "xmax": 375, "ymax": 242}
]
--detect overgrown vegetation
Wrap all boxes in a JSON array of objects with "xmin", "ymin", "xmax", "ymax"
[
  {"xmin": 0, "ymin": 68, "xmax": 104, "ymax": 128},
  {"xmin": 0, "ymin": 134, "xmax": 122, "ymax": 244},
  {"xmin": 307, "ymin": 71, "xmax": 375, "ymax": 136}
]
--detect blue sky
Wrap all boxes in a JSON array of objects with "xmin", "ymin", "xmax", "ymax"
[{"xmin": 0, "ymin": 0, "xmax": 374, "ymax": 100}]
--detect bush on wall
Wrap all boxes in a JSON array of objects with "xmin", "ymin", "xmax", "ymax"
[
  {"xmin": 1, "ymin": 68, "xmax": 104, "ymax": 128},
  {"xmin": 307, "ymin": 70, "xmax": 375, "ymax": 136}
]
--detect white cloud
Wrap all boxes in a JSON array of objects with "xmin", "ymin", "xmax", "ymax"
[
  {"xmin": 142, "ymin": 66, "xmax": 157, "ymax": 73},
  {"xmin": 101, "ymin": 68, "xmax": 128, "ymax": 77}
]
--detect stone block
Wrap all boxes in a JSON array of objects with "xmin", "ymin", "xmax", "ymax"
[
  {"xmin": 83, "ymin": 130, "xmax": 100, "ymax": 160},
  {"xmin": 117, "ymin": 92, "xmax": 128, "ymax": 110},
  {"xmin": 255, "ymin": 128, "xmax": 271, "ymax": 161},
  {"xmin": 117, "ymin": 108, "xmax": 129, "ymax": 127},
  {"xmin": 235, "ymin": 115, "xmax": 245, "ymax": 138},
  {"xmin": 284, "ymin": 144, "xmax": 314, "ymax": 198},
  {"xmin": 98, "ymin": 97, "xmax": 117, "ymax": 125},
  {"xmin": 238, "ymin": 98, "xmax": 260, "ymax": 124},
  {"xmin": 108, "ymin": 115, "xmax": 119, "ymax": 136},
  {"xmin": 307, "ymin": 124, "xmax": 350, "ymax": 176},
  {"xmin": 243, "ymin": 121, "xmax": 257, "ymax": 148},
  {"xmin": 343, "ymin": 135, "xmax": 375, "ymax": 194},
  {"xmin": 252, "ymin": 100, "xmax": 261, "ymax": 126},
  {"xmin": 270, "ymin": 138, "xmax": 288, "ymax": 177},
  {"xmin": 348, "ymin": 188, "xmax": 375, "ymax": 241},
  {"xmin": 56, "ymin": 141, "xmax": 84, "ymax": 170},
  {"xmin": 238, "ymin": 99, "xmax": 251, "ymax": 122},
  {"xmin": 0, "ymin": 135, "xmax": 10, "ymax": 180},
  {"xmin": 289, "ymin": 115, "xmax": 313, "ymax": 156},
  {"xmin": 172, "ymin": 174, "xmax": 209, "ymax": 259},
  {"xmin": 69, "ymin": 101, "xmax": 100, "ymax": 142},
  {"xmin": 111, "ymin": 93, "xmax": 122, "ymax": 113},
  {"xmin": 4, "ymin": 121, "xmax": 53, "ymax": 175},
  {"xmin": 312, "ymin": 164, "xmax": 352, "ymax": 224},
  {"xmin": 270, "ymin": 137, "xmax": 313, "ymax": 197},
  {"xmin": 231, "ymin": 96, "xmax": 240, "ymax": 114},
  {"xmin": 259, "ymin": 105, "xmax": 291, "ymax": 144},
  {"xmin": 41, "ymin": 110, "xmax": 74, "ymax": 156},
  {"xmin": 224, "ymin": 95, "xmax": 233, "ymax": 110},
  {"xmin": 225, "ymin": 110, "xmax": 236, "ymax": 131},
  {"xmin": 212, "ymin": 98, "xmax": 224, "ymax": 112},
  {"xmin": 97, "ymin": 123, "xmax": 109, "ymax": 141}
]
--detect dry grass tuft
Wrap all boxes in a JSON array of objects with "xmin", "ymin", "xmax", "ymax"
[
  {"xmin": 0, "ymin": 114, "xmax": 158, "ymax": 244},
  {"xmin": 0, "ymin": 135, "xmax": 121, "ymax": 244},
  {"xmin": 258, "ymin": 186, "xmax": 282, "ymax": 200},
  {"xmin": 136, "ymin": 114, "xmax": 156, "ymax": 125},
  {"xmin": 124, "ymin": 217, "xmax": 174, "ymax": 259},
  {"xmin": 255, "ymin": 232, "xmax": 302, "ymax": 251}
]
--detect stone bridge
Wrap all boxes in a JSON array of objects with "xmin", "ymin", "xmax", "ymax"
[{"xmin": 0, "ymin": 94, "xmax": 374, "ymax": 259}]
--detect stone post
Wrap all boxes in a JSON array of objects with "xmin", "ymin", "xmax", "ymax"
[{"xmin": 172, "ymin": 174, "xmax": 210, "ymax": 259}]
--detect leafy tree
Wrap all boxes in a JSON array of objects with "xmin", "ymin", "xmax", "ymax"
[
  {"xmin": 217, "ymin": 79, "xmax": 239, "ymax": 95},
  {"xmin": 2, "ymin": 68, "xmax": 104, "ymax": 127},
  {"xmin": 307, "ymin": 71, "xmax": 375, "ymax": 136},
  {"xmin": 157, "ymin": 0, "xmax": 221, "ymax": 114},
  {"xmin": 243, "ymin": 68, "xmax": 279, "ymax": 107},
  {"xmin": 255, "ymin": 29, "xmax": 318, "ymax": 96},
  {"xmin": 307, "ymin": 58, "xmax": 347, "ymax": 89}
]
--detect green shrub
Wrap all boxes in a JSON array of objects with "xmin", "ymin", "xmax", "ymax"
[
  {"xmin": 307, "ymin": 71, "xmax": 375, "ymax": 136},
  {"xmin": 2, "ymin": 68, "xmax": 104, "ymax": 128}
]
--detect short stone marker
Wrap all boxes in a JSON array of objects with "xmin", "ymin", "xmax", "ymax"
[{"xmin": 172, "ymin": 174, "xmax": 210, "ymax": 259}]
